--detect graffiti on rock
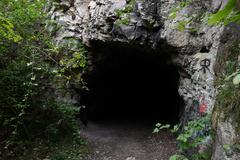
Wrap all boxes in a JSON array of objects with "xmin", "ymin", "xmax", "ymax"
[
  {"xmin": 199, "ymin": 96, "xmax": 208, "ymax": 114},
  {"xmin": 199, "ymin": 59, "xmax": 211, "ymax": 74}
]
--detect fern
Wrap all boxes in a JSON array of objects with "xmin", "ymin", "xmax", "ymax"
[
  {"xmin": 224, "ymin": 11, "xmax": 240, "ymax": 25},
  {"xmin": 208, "ymin": 0, "xmax": 238, "ymax": 25}
]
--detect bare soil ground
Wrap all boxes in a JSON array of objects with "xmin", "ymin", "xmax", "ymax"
[{"xmin": 80, "ymin": 121, "xmax": 178, "ymax": 160}]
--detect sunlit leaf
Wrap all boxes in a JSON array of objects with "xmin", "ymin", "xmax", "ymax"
[{"xmin": 233, "ymin": 74, "xmax": 240, "ymax": 85}]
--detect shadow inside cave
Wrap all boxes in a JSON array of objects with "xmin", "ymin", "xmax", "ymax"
[{"xmin": 81, "ymin": 43, "xmax": 184, "ymax": 126}]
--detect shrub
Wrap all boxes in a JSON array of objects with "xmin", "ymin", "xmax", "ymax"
[
  {"xmin": 0, "ymin": 0, "xmax": 87, "ymax": 159},
  {"xmin": 154, "ymin": 115, "xmax": 213, "ymax": 160}
]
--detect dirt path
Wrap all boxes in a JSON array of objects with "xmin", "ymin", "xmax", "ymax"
[{"xmin": 80, "ymin": 121, "xmax": 178, "ymax": 160}]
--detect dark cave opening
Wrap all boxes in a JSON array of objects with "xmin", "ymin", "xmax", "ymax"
[{"xmin": 82, "ymin": 43, "xmax": 184, "ymax": 125}]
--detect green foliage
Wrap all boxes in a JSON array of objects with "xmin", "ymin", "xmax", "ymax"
[
  {"xmin": 216, "ymin": 43, "xmax": 240, "ymax": 129},
  {"xmin": 168, "ymin": 0, "xmax": 192, "ymax": 20},
  {"xmin": 208, "ymin": 0, "xmax": 240, "ymax": 25},
  {"xmin": 169, "ymin": 8, "xmax": 180, "ymax": 19},
  {"xmin": 176, "ymin": 20, "xmax": 188, "ymax": 32},
  {"xmin": 169, "ymin": 154, "xmax": 188, "ymax": 160},
  {"xmin": 153, "ymin": 123, "xmax": 171, "ymax": 133},
  {"xmin": 50, "ymin": 143, "xmax": 87, "ymax": 160},
  {"xmin": 170, "ymin": 0, "xmax": 240, "ymax": 31},
  {"xmin": 0, "ymin": 0, "xmax": 88, "ymax": 159},
  {"xmin": 116, "ymin": 17, "xmax": 131, "ymax": 26},
  {"xmin": 0, "ymin": 0, "xmax": 46, "ymax": 38},
  {"xmin": 224, "ymin": 11, "xmax": 240, "ymax": 25},
  {"xmin": 0, "ymin": 15, "xmax": 22, "ymax": 42},
  {"xmin": 114, "ymin": 0, "xmax": 135, "ymax": 25},
  {"xmin": 153, "ymin": 123, "xmax": 174, "ymax": 135},
  {"xmin": 233, "ymin": 73, "xmax": 240, "ymax": 85},
  {"xmin": 176, "ymin": 116, "xmax": 212, "ymax": 151},
  {"xmin": 154, "ymin": 115, "xmax": 212, "ymax": 160},
  {"xmin": 58, "ymin": 43, "xmax": 88, "ymax": 88},
  {"xmin": 168, "ymin": 0, "xmax": 201, "ymax": 32}
]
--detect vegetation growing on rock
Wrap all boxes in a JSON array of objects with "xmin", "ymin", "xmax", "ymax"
[
  {"xmin": 208, "ymin": 0, "xmax": 240, "ymax": 25},
  {"xmin": 154, "ymin": 115, "xmax": 212, "ymax": 160},
  {"xmin": 115, "ymin": 0, "xmax": 135, "ymax": 26},
  {"xmin": 215, "ymin": 41, "xmax": 240, "ymax": 131}
]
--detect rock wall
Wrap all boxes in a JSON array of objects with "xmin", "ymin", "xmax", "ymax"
[
  {"xmin": 212, "ymin": 24, "xmax": 240, "ymax": 160},
  {"xmin": 46, "ymin": 0, "xmax": 239, "ymax": 159}
]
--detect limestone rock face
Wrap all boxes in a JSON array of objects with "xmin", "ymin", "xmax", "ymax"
[
  {"xmin": 48, "ymin": 0, "xmax": 221, "ymax": 112},
  {"xmin": 47, "ymin": 0, "xmax": 240, "ymax": 159},
  {"xmin": 211, "ymin": 24, "xmax": 240, "ymax": 160},
  {"xmin": 213, "ymin": 116, "xmax": 240, "ymax": 160}
]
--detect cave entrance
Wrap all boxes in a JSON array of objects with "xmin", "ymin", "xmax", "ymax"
[{"xmin": 83, "ymin": 43, "xmax": 183, "ymax": 125}]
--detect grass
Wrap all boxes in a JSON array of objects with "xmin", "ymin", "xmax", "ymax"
[
  {"xmin": 17, "ymin": 136, "xmax": 88, "ymax": 160},
  {"xmin": 215, "ymin": 42, "xmax": 240, "ymax": 133}
]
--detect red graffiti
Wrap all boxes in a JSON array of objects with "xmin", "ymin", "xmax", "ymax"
[
  {"xmin": 199, "ymin": 96, "xmax": 208, "ymax": 113},
  {"xmin": 199, "ymin": 102, "xmax": 207, "ymax": 113}
]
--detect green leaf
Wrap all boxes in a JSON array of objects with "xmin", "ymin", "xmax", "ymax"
[
  {"xmin": 171, "ymin": 124, "xmax": 179, "ymax": 133},
  {"xmin": 155, "ymin": 123, "xmax": 161, "ymax": 127},
  {"xmin": 176, "ymin": 20, "xmax": 188, "ymax": 31},
  {"xmin": 153, "ymin": 128, "xmax": 159, "ymax": 133},
  {"xmin": 233, "ymin": 74, "xmax": 240, "ymax": 85},
  {"xmin": 208, "ymin": 0, "xmax": 237, "ymax": 25},
  {"xmin": 224, "ymin": 11, "xmax": 240, "ymax": 25},
  {"xmin": 169, "ymin": 10, "xmax": 178, "ymax": 19},
  {"xmin": 169, "ymin": 154, "xmax": 188, "ymax": 160},
  {"xmin": 159, "ymin": 124, "xmax": 170, "ymax": 129}
]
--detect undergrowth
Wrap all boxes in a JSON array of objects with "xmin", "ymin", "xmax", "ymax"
[
  {"xmin": 114, "ymin": 0, "xmax": 135, "ymax": 25},
  {"xmin": 169, "ymin": 0, "xmax": 240, "ymax": 33},
  {"xmin": 215, "ymin": 42, "xmax": 240, "ymax": 131},
  {"xmin": 208, "ymin": 0, "xmax": 240, "ymax": 25},
  {"xmin": 154, "ymin": 115, "xmax": 213, "ymax": 160},
  {"xmin": 0, "ymin": 0, "xmax": 88, "ymax": 159}
]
